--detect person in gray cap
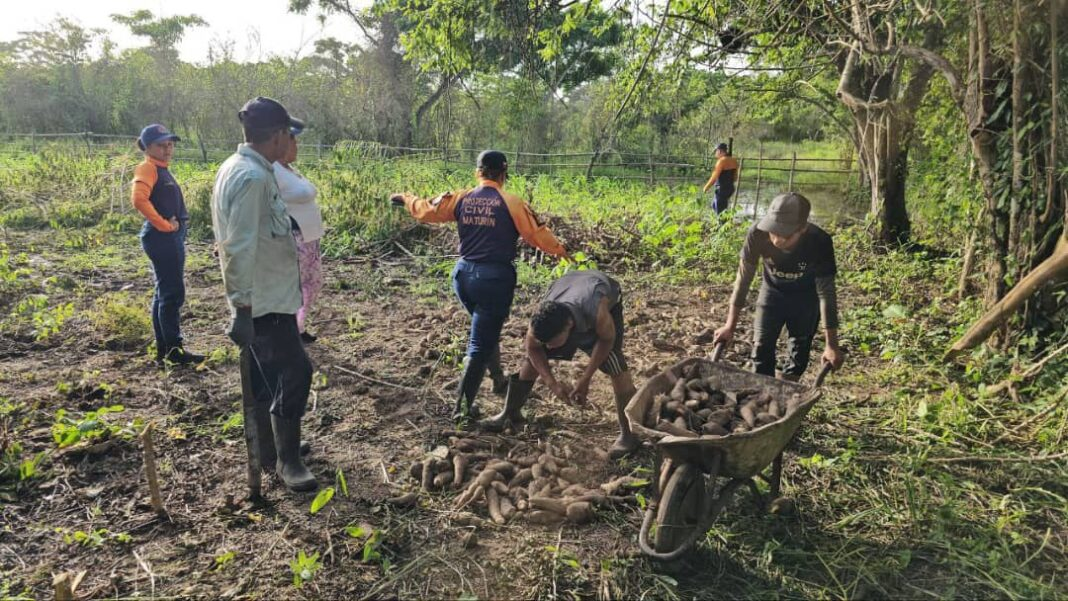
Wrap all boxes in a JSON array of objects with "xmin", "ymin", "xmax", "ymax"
[
  {"xmin": 714, "ymin": 192, "xmax": 844, "ymax": 379},
  {"xmin": 211, "ymin": 97, "xmax": 317, "ymax": 492}
]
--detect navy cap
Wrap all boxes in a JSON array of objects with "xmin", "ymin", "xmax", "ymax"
[
  {"xmin": 477, "ymin": 150, "xmax": 508, "ymax": 171},
  {"xmin": 715, "ymin": 142, "xmax": 729, "ymax": 153},
  {"xmin": 238, "ymin": 97, "xmax": 305, "ymax": 132},
  {"xmin": 758, "ymin": 192, "xmax": 811, "ymax": 236},
  {"xmin": 138, "ymin": 124, "xmax": 180, "ymax": 150}
]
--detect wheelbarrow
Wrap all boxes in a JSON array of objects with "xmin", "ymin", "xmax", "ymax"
[{"xmin": 624, "ymin": 345, "xmax": 832, "ymax": 560}]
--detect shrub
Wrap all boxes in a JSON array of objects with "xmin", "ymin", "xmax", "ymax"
[{"xmin": 88, "ymin": 292, "xmax": 151, "ymax": 350}]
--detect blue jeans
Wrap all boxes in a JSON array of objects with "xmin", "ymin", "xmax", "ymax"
[
  {"xmin": 140, "ymin": 222, "xmax": 187, "ymax": 352},
  {"xmin": 451, "ymin": 259, "xmax": 517, "ymax": 361},
  {"xmin": 713, "ymin": 185, "xmax": 734, "ymax": 214}
]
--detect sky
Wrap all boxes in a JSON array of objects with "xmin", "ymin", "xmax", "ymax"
[{"xmin": 1, "ymin": 0, "xmax": 372, "ymax": 64}]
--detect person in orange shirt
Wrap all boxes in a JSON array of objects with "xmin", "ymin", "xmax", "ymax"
[
  {"xmin": 390, "ymin": 150, "xmax": 569, "ymax": 426},
  {"xmin": 131, "ymin": 124, "xmax": 203, "ymax": 365},
  {"xmin": 702, "ymin": 142, "xmax": 740, "ymax": 215}
]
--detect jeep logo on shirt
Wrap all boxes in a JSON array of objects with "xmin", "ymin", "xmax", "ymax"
[{"xmin": 767, "ymin": 260, "xmax": 808, "ymax": 281}]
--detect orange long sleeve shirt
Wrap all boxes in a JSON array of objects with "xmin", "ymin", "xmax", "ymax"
[
  {"xmin": 703, "ymin": 156, "xmax": 740, "ymax": 192},
  {"xmin": 401, "ymin": 179, "xmax": 566, "ymax": 260},
  {"xmin": 131, "ymin": 157, "xmax": 178, "ymax": 232}
]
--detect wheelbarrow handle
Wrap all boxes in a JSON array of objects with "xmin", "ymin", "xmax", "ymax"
[{"xmin": 814, "ymin": 360, "xmax": 834, "ymax": 388}]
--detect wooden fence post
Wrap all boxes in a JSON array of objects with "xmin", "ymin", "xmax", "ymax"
[
  {"xmin": 514, "ymin": 146, "xmax": 521, "ymax": 174},
  {"xmin": 735, "ymin": 157, "xmax": 744, "ymax": 205},
  {"xmin": 30, "ymin": 132, "xmax": 37, "ymax": 153},
  {"xmin": 648, "ymin": 152, "xmax": 655, "ymax": 185},
  {"xmin": 754, "ymin": 140, "xmax": 764, "ymax": 214},
  {"xmin": 788, "ymin": 151, "xmax": 797, "ymax": 190},
  {"xmin": 84, "ymin": 132, "xmax": 92, "ymax": 156},
  {"xmin": 317, "ymin": 138, "xmax": 323, "ymax": 161}
]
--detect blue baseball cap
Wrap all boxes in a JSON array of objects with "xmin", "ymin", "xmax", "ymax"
[
  {"xmin": 138, "ymin": 124, "xmax": 180, "ymax": 150},
  {"xmin": 238, "ymin": 96, "xmax": 305, "ymax": 133}
]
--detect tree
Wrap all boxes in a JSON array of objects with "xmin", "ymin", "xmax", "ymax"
[{"xmin": 110, "ymin": 10, "xmax": 207, "ymax": 61}]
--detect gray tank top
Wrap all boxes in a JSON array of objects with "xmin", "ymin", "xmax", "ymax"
[{"xmin": 543, "ymin": 270, "xmax": 621, "ymax": 342}]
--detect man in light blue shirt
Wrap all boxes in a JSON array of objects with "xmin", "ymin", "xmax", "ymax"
[{"xmin": 212, "ymin": 97, "xmax": 317, "ymax": 493}]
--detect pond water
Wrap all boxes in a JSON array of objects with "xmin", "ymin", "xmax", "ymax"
[{"xmin": 729, "ymin": 184, "xmax": 868, "ymax": 225}]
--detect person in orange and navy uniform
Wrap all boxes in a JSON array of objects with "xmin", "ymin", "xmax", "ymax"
[
  {"xmin": 702, "ymin": 142, "xmax": 740, "ymax": 215},
  {"xmin": 390, "ymin": 150, "xmax": 569, "ymax": 426},
  {"xmin": 131, "ymin": 124, "xmax": 203, "ymax": 366}
]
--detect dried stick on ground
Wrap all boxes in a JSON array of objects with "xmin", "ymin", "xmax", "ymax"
[
  {"xmin": 986, "ymin": 342, "xmax": 1068, "ymax": 396},
  {"xmin": 140, "ymin": 423, "xmax": 166, "ymax": 516},
  {"xmin": 991, "ymin": 388, "xmax": 1068, "ymax": 444}
]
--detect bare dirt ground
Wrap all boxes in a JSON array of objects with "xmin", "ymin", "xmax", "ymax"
[{"xmin": 2, "ymin": 228, "xmax": 1053, "ymax": 600}]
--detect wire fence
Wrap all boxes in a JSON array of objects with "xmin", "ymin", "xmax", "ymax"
[{"xmin": 0, "ymin": 132, "xmax": 860, "ymax": 211}]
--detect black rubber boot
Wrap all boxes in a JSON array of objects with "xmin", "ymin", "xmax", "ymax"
[
  {"xmin": 255, "ymin": 410, "xmax": 309, "ymax": 471},
  {"xmin": 480, "ymin": 376, "xmax": 534, "ymax": 432},
  {"xmin": 271, "ymin": 415, "xmax": 317, "ymax": 492},
  {"xmin": 487, "ymin": 349, "xmax": 508, "ymax": 395},
  {"xmin": 164, "ymin": 347, "xmax": 205, "ymax": 365},
  {"xmin": 453, "ymin": 356, "xmax": 487, "ymax": 425}
]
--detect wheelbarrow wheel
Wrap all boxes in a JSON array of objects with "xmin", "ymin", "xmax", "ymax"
[{"xmin": 654, "ymin": 463, "xmax": 708, "ymax": 554}]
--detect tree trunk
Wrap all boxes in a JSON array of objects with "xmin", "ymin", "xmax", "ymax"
[
  {"xmin": 836, "ymin": 39, "xmax": 933, "ymax": 246},
  {"xmin": 865, "ymin": 119, "xmax": 911, "ymax": 245},
  {"xmin": 414, "ymin": 73, "xmax": 457, "ymax": 133},
  {"xmin": 968, "ymin": 1, "xmax": 1011, "ymax": 307}
]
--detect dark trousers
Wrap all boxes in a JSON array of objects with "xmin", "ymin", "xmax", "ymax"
[
  {"xmin": 451, "ymin": 259, "xmax": 516, "ymax": 362},
  {"xmin": 713, "ymin": 185, "xmax": 734, "ymax": 214},
  {"xmin": 140, "ymin": 223, "xmax": 186, "ymax": 352},
  {"xmin": 248, "ymin": 313, "xmax": 313, "ymax": 419},
  {"xmin": 752, "ymin": 292, "xmax": 819, "ymax": 378}
]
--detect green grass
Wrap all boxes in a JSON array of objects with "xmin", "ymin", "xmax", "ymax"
[{"xmin": 0, "ymin": 142, "xmax": 1064, "ymax": 599}]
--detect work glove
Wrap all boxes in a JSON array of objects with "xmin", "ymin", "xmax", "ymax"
[{"xmin": 228, "ymin": 307, "xmax": 254, "ymax": 347}]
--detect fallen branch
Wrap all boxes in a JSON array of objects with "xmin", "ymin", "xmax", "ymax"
[
  {"xmin": 861, "ymin": 451, "xmax": 1068, "ymax": 464},
  {"xmin": 333, "ymin": 365, "xmax": 418, "ymax": 391},
  {"xmin": 990, "ymin": 389, "xmax": 1067, "ymax": 445},
  {"xmin": 986, "ymin": 341, "xmax": 1068, "ymax": 396},
  {"xmin": 947, "ymin": 235, "xmax": 1068, "ymax": 359},
  {"xmin": 924, "ymin": 451, "xmax": 1068, "ymax": 464}
]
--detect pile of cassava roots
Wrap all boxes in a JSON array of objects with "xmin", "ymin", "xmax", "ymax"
[
  {"xmin": 651, "ymin": 363, "xmax": 800, "ymax": 437},
  {"xmin": 390, "ymin": 436, "xmax": 642, "ymax": 526}
]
